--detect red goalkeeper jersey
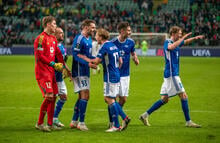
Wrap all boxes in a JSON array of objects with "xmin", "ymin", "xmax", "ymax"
[{"xmin": 34, "ymin": 31, "xmax": 64, "ymax": 80}]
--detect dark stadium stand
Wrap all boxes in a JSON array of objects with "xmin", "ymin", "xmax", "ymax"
[{"xmin": 0, "ymin": 0, "xmax": 219, "ymax": 46}]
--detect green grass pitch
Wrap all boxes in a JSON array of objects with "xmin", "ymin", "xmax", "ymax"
[{"xmin": 0, "ymin": 56, "xmax": 219, "ymax": 143}]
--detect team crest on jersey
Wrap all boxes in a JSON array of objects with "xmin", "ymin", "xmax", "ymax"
[
  {"xmin": 124, "ymin": 45, "xmax": 128, "ymax": 48},
  {"xmin": 38, "ymin": 35, "xmax": 44, "ymax": 44},
  {"xmin": 76, "ymin": 43, "xmax": 80, "ymax": 49},
  {"xmin": 47, "ymin": 42, "xmax": 49, "ymax": 45},
  {"xmin": 50, "ymin": 47, "xmax": 54, "ymax": 53},
  {"xmin": 53, "ymin": 41, "xmax": 55, "ymax": 44},
  {"xmin": 120, "ymin": 50, "xmax": 125, "ymax": 56}
]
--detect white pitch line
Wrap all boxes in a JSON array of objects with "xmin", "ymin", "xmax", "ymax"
[{"xmin": 0, "ymin": 106, "xmax": 218, "ymax": 113}]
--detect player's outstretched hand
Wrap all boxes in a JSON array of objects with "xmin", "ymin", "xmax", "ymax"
[
  {"xmin": 89, "ymin": 62, "xmax": 97, "ymax": 69},
  {"xmin": 183, "ymin": 32, "xmax": 192, "ymax": 39},
  {"xmin": 62, "ymin": 68, "xmax": 73, "ymax": 81},
  {"xmin": 133, "ymin": 57, "xmax": 139, "ymax": 65},
  {"xmin": 195, "ymin": 35, "xmax": 204, "ymax": 40}
]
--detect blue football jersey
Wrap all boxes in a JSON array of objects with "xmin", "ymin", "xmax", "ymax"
[
  {"xmin": 111, "ymin": 37, "xmax": 135, "ymax": 77},
  {"xmin": 163, "ymin": 39, "xmax": 184, "ymax": 78},
  {"xmin": 55, "ymin": 43, "xmax": 66, "ymax": 82},
  {"xmin": 97, "ymin": 41, "xmax": 120, "ymax": 83},
  {"xmin": 72, "ymin": 33, "xmax": 93, "ymax": 78}
]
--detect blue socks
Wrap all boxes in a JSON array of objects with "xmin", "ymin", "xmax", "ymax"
[
  {"xmin": 108, "ymin": 105, "xmax": 113, "ymax": 122},
  {"xmin": 54, "ymin": 99, "xmax": 66, "ymax": 118},
  {"xmin": 79, "ymin": 99, "xmax": 88, "ymax": 122},
  {"xmin": 147, "ymin": 99, "xmax": 164, "ymax": 115},
  {"xmin": 145, "ymin": 98, "xmax": 191, "ymax": 122},
  {"xmin": 181, "ymin": 99, "xmax": 190, "ymax": 121},
  {"xmin": 72, "ymin": 99, "xmax": 88, "ymax": 122},
  {"xmin": 109, "ymin": 102, "xmax": 120, "ymax": 128},
  {"xmin": 116, "ymin": 102, "xmax": 127, "ymax": 120},
  {"xmin": 108, "ymin": 102, "xmax": 127, "ymax": 122},
  {"xmin": 72, "ymin": 99, "xmax": 80, "ymax": 121}
]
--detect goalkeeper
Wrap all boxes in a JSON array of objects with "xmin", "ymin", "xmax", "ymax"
[
  {"xmin": 34, "ymin": 16, "xmax": 70, "ymax": 132},
  {"xmin": 53, "ymin": 27, "xmax": 72, "ymax": 127}
]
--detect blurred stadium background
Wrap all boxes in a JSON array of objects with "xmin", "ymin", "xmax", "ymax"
[{"xmin": 0, "ymin": 0, "xmax": 219, "ymax": 55}]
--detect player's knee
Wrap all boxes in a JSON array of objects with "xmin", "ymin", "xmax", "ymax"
[
  {"xmin": 119, "ymin": 96, "xmax": 127, "ymax": 103},
  {"xmin": 161, "ymin": 96, "xmax": 169, "ymax": 103},
  {"xmin": 59, "ymin": 94, "xmax": 67, "ymax": 101},
  {"xmin": 104, "ymin": 97, "xmax": 114, "ymax": 105},
  {"xmin": 45, "ymin": 93, "xmax": 54, "ymax": 101},
  {"xmin": 80, "ymin": 90, "xmax": 90, "ymax": 100},
  {"xmin": 179, "ymin": 92, "xmax": 188, "ymax": 100}
]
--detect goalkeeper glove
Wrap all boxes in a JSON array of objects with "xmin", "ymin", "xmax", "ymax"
[{"xmin": 49, "ymin": 61, "xmax": 64, "ymax": 72}]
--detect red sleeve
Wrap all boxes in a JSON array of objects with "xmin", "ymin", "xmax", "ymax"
[{"xmin": 34, "ymin": 35, "xmax": 52, "ymax": 65}]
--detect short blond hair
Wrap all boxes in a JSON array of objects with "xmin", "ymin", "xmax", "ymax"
[
  {"xmin": 96, "ymin": 28, "xmax": 109, "ymax": 40},
  {"xmin": 42, "ymin": 16, "xmax": 56, "ymax": 28}
]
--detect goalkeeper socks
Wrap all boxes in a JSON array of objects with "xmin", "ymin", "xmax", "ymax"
[
  {"xmin": 147, "ymin": 99, "xmax": 165, "ymax": 115},
  {"xmin": 109, "ymin": 102, "xmax": 120, "ymax": 128},
  {"xmin": 79, "ymin": 99, "xmax": 88, "ymax": 122},
  {"xmin": 72, "ymin": 99, "xmax": 80, "ymax": 121},
  {"xmin": 38, "ymin": 99, "xmax": 49, "ymax": 125},
  {"xmin": 116, "ymin": 102, "xmax": 127, "ymax": 120},
  {"xmin": 181, "ymin": 99, "xmax": 191, "ymax": 121},
  {"xmin": 54, "ymin": 99, "xmax": 66, "ymax": 118},
  {"xmin": 47, "ymin": 98, "xmax": 56, "ymax": 126},
  {"xmin": 108, "ymin": 105, "xmax": 113, "ymax": 122}
]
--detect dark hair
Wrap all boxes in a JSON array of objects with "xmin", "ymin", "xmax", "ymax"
[
  {"xmin": 96, "ymin": 28, "xmax": 109, "ymax": 40},
  {"xmin": 42, "ymin": 16, "xmax": 56, "ymax": 28},
  {"xmin": 81, "ymin": 19, "xmax": 96, "ymax": 30},
  {"xmin": 117, "ymin": 21, "xmax": 130, "ymax": 32}
]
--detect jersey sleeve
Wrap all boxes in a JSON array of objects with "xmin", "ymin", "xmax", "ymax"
[
  {"xmin": 97, "ymin": 45, "xmax": 106, "ymax": 59},
  {"xmin": 130, "ymin": 40, "xmax": 135, "ymax": 53},
  {"xmin": 163, "ymin": 40, "xmax": 169, "ymax": 51},
  {"xmin": 178, "ymin": 40, "xmax": 184, "ymax": 47},
  {"xmin": 34, "ymin": 35, "xmax": 52, "ymax": 65},
  {"xmin": 55, "ymin": 42, "xmax": 65, "ymax": 65},
  {"xmin": 72, "ymin": 36, "xmax": 89, "ymax": 65}
]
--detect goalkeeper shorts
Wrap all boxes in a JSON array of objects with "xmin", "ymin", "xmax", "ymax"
[{"xmin": 37, "ymin": 77, "xmax": 58, "ymax": 97}]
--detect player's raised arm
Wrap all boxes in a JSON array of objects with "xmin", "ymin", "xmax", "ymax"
[
  {"xmin": 184, "ymin": 35, "xmax": 204, "ymax": 45},
  {"xmin": 168, "ymin": 32, "xmax": 192, "ymax": 50}
]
